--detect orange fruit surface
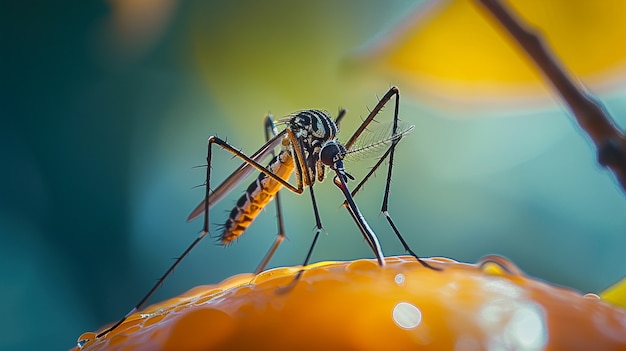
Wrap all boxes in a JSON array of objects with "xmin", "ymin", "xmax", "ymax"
[{"xmin": 73, "ymin": 256, "xmax": 626, "ymax": 351}]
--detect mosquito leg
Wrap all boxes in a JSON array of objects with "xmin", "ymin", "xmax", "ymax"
[
  {"xmin": 255, "ymin": 115, "xmax": 288, "ymax": 274},
  {"xmin": 276, "ymin": 184, "xmax": 324, "ymax": 293},
  {"xmin": 380, "ymin": 142, "xmax": 440, "ymax": 270},
  {"xmin": 99, "ymin": 131, "xmax": 315, "ymax": 338},
  {"xmin": 344, "ymin": 86, "xmax": 401, "ymax": 150},
  {"xmin": 277, "ymin": 138, "xmax": 326, "ymax": 292},
  {"xmin": 300, "ymin": 183, "xmax": 325, "ymax": 267},
  {"xmin": 378, "ymin": 90, "xmax": 440, "ymax": 270},
  {"xmin": 344, "ymin": 145, "xmax": 437, "ymax": 270},
  {"xmin": 210, "ymin": 136, "xmax": 305, "ymax": 195},
  {"xmin": 344, "ymin": 87, "xmax": 439, "ymax": 270},
  {"xmin": 333, "ymin": 171, "xmax": 385, "ymax": 266},
  {"xmin": 96, "ymin": 139, "xmax": 216, "ymax": 338}
]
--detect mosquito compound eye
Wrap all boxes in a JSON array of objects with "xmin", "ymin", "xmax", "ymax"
[
  {"xmin": 320, "ymin": 141, "xmax": 345, "ymax": 166},
  {"xmin": 319, "ymin": 144, "xmax": 336, "ymax": 166}
]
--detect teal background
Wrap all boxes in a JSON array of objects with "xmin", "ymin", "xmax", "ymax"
[{"xmin": 1, "ymin": 1, "xmax": 625, "ymax": 350}]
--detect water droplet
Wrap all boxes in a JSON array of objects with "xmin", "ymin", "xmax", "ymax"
[
  {"xmin": 76, "ymin": 332, "xmax": 95, "ymax": 349},
  {"xmin": 584, "ymin": 293, "xmax": 601, "ymax": 300},
  {"xmin": 77, "ymin": 339, "xmax": 88, "ymax": 349},
  {"xmin": 394, "ymin": 273, "xmax": 405, "ymax": 286},
  {"xmin": 392, "ymin": 302, "xmax": 422, "ymax": 329}
]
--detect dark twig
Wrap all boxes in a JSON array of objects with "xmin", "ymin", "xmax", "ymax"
[{"xmin": 475, "ymin": 0, "xmax": 626, "ymax": 191}]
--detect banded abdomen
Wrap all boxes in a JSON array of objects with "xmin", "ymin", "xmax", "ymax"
[{"xmin": 221, "ymin": 149, "xmax": 294, "ymax": 243}]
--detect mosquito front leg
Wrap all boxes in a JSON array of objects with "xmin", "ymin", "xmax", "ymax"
[
  {"xmin": 333, "ymin": 172, "xmax": 385, "ymax": 266},
  {"xmin": 344, "ymin": 87, "xmax": 439, "ymax": 270},
  {"xmin": 344, "ymin": 86, "xmax": 401, "ymax": 150}
]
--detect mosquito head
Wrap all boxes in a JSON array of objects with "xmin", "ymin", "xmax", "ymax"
[
  {"xmin": 320, "ymin": 140, "xmax": 346, "ymax": 166},
  {"xmin": 320, "ymin": 140, "xmax": 353, "ymax": 184}
]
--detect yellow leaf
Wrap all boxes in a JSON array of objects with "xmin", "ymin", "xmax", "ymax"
[
  {"xmin": 354, "ymin": 0, "xmax": 626, "ymax": 106},
  {"xmin": 600, "ymin": 276, "xmax": 626, "ymax": 309}
]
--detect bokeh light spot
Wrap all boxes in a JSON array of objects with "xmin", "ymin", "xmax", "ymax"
[
  {"xmin": 394, "ymin": 273, "xmax": 405, "ymax": 286},
  {"xmin": 503, "ymin": 303, "xmax": 547, "ymax": 350},
  {"xmin": 392, "ymin": 302, "xmax": 422, "ymax": 330}
]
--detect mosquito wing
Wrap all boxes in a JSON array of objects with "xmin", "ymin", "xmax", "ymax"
[
  {"xmin": 344, "ymin": 121, "xmax": 415, "ymax": 161},
  {"xmin": 187, "ymin": 129, "xmax": 286, "ymax": 222}
]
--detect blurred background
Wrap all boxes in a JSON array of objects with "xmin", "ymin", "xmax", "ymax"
[{"xmin": 2, "ymin": 0, "xmax": 626, "ymax": 349}]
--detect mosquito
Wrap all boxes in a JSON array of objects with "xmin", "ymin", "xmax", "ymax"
[{"xmin": 96, "ymin": 86, "xmax": 436, "ymax": 338}]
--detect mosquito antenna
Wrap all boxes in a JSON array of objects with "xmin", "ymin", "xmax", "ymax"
[{"xmin": 345, "ymin": 123, "xmax": 415, "ymax": 159}]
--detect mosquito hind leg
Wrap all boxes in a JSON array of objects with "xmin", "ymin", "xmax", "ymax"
[{"xmin": 95, "ymin": 139, "xmax": 216, "ymax": 338}]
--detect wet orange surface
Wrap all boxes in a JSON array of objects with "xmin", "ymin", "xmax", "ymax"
[{"xmin": 73, "ymin": 256, "xmax": 626, "ymax": 351}]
